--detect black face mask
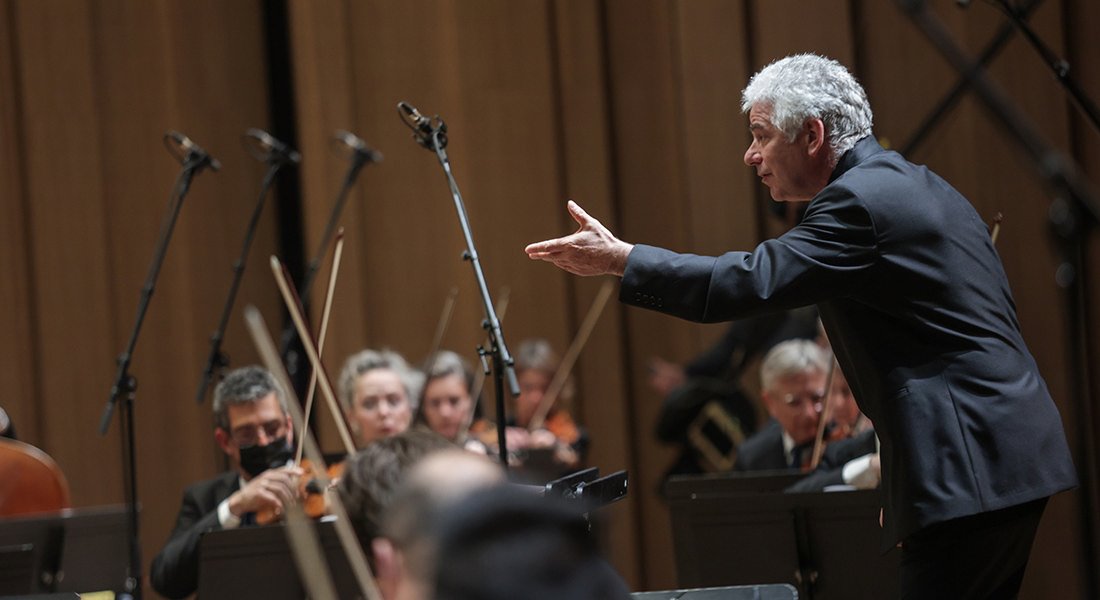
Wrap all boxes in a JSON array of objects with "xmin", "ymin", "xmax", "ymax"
[{"xmin": 238, "ymin": 436, "xmax": 293, "ymax": 478}]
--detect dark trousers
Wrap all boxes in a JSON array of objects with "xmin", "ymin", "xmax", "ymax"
[{"xmin": 899, "ymin": 497, "xmax": 1048, "ymax": 600}]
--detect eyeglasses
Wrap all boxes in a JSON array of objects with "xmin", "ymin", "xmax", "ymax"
[
  {"xmin": 230, "ymin": 419, "xmax": 287, "ymax": 447},
  {"xmin": 780, "ymin": 391, "xmax": 825, "ymax": 411}
]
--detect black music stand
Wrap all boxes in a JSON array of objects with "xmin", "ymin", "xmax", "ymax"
[
  {"xmin": 666, "ymin": 476, "xmax": 899, "ymax": 600},
  {"xmin": 633, "ymin": 584, "xmax": 799, "ymax": 600},
  {"xmin": 0, "ymin": 514, "xmax": 64, "ymax": 596},
  {"xmin": 0, "ymin": 505, "xmax": 132, "ymax": 596},
  {"xmin": 198, "ymin": 520, "xmax": 358, "ymax": 600}
]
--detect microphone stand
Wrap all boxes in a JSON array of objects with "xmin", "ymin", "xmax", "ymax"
[
  {"xmin": 398, "ymin": 102, "xmax": 520, "ymax": 470},
  {"xmin": 100, "ymin": 131, "xmax": 219, "ymax": 598},
  {"xmin": 280, "ymin": 132, "xmax": 381, "ymax": 383},
  {"xmin": 195, "ymin": 130, "xmax": 299, "ymax": 404},
  {"xmin": 990, "ymin": 0, "xmax": 1100, "ymax": 136},
  {"xmin": 896, "ymin": 2, "xmax": 1100, "ymax": 597}
]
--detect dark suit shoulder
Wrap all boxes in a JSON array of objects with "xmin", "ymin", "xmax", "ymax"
[{"xmin": 733, "ymin": 421, "xmax": 788, "ymax": 472}]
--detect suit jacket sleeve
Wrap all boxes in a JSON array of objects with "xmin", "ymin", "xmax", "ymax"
[
  {"xmin": 150, "ymin": 477, "xmax": 231, "ymax": 599},
  {"xmin": 620, "ymin": 185, "xmax": 877, "ymax": 323}
]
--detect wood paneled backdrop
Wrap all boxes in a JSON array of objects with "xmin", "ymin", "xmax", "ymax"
[{"xmin": 2, "ymin": 0, "xmax": 1098, "ymax": 597}]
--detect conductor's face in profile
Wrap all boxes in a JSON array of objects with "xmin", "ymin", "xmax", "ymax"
[
  {"xmin": 743, "ymin": 103, "xmax": 832, "ymax": 202},
  {"xmin": 762, "ymin": 369, "xmax": 825, "ymax": 446}
]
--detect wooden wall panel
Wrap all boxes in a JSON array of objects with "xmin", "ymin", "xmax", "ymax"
[
  {"xmin": 552, "ymin": 0, "xmax": 641, "ymax": 584},
  {"xmin": 751, "ymin": 0, "xmax": 854, "ymax": 69},
  {"xmin": 114, "ymin": 1, "xmax": 280, "ymax": 591},
  {"xmin": 0, "ymin": 1, "xmax": 39, "ymax": 445},
  {"xmin": 603, "ymin": 0, "xmax": 697, "ymax": 589},
  {"xmin": 4, "ymin": 1, "xmax": 276, "ymax": 596},
  {"xmin": 674, "ymin": 0, "xmax": 756, "ymax": 259},
  {"xmin": 14, "ymin": 0, "xmax": 124, "ymax": 506},
  {"xmin": 292, "ymin": 0, "xmax": 578, "ymax": 436}
]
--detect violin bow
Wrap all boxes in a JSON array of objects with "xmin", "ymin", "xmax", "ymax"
[
  {"xmin": 415, "ymin": 286, "xmax": 460, "ymax": 425},
  {"xmin": 270, "ymin": 256, "xmax": 357, "ymax": 456},
  {"xmin": 527, "ymin": 279, "xmax": 614, "ymax": 432},
  {"xmin": 990, "ymin": 212, "xmax": 1004, "ymax": 245},
  {"xmin": 296, "ymin": 229, "xmax": 349, "ymax": 465},
  {"xmin": 244, "ymin": 307, "xmax": 382, "ymax": 600},
  {"xmin": 420, "ymin": 287, "xmax": 460, "ymax": 377},
  {"xmin": 459, "ymin": 286, "xmax": 510, "ymax": 442},
  {"xmin": 808, "ymin": 356, "xmax": 840, "ymax": 470}
]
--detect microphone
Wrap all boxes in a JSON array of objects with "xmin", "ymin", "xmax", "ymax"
[
  {"xmin": 397, "ymin": 101, "xmax": 447, "ymax": 150},
  {"xmin": 164, "ymin": 130, "xmax": 221, "ymax": 171},
  {"xmin": 334, "ymin": 130, "xmax": 383, "ymax": 164},
  {"xmin": 244, "ymin": 128, "xmax": 301, "ymax": 165}
]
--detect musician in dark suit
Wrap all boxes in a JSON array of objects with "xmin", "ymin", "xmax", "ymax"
[
  {"xmin": 150, "ymin": 366, "xmax": 301, "ymax": 599},
  {"xmin": 732, "ymin": 339, "xmax": 828, "ymax": 471},
  {"xmin": 526, "ymin": 53, "xmax": 1077, "ymax": 598}
]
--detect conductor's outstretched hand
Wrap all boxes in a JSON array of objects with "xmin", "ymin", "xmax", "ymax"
[{"xmin": 524, "ymin": 201, "xmax": 634, "ymax": 277}]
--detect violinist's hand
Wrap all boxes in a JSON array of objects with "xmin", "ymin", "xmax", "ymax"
[
  {"xmin": 553, "ymin": 442, "xmax": 580, "ymax": 469},
  {"xmin": 505, "ymin": 426, "xmax": 532, "ymax": 450},
  {"xmin": 227, "ymin": 465, "xmax": 303, "ymax": 518},
  {"xmin": 525, "ymin": 201, "xmax": 634, "ymax": 277},
  {"xmin": 528, "ymin": 429, "xmax": 558, "ymax": 449}
]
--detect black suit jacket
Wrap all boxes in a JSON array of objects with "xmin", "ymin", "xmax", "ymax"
[
  {"xmin": 732, "ymin": 420, "xmax": 791, "ymax": 472},
  {"xmin": 621, "ymin": 136, "xmax": 1077, "ymax": 549},
  {"xmin": 150, "ymin": 471, "xmax": 240, "ymax": 599}
]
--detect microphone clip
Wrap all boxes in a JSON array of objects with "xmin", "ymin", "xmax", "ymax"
[
  {"xmin": 163, "ymin": 130, "xmax": 222, "ymax": 172},
  {"xmin": 243, "ymin": 128, "xmax": 302, "ymax": 166},
  {"xmin": 397, "ymin": 101, "xmax": 447, "ymax": 151},
  {"xmin": 334, "ymin": 130, "xmax": 383, "ymax": 167}
]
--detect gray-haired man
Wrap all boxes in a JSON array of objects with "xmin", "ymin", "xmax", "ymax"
[{"xmin": 526, "ymin": 53, "xmax": 1076, "ymax": 598}]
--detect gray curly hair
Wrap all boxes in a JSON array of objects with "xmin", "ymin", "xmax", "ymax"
[
  {"xmin": 212, "ymin": 366, "xmax": 288, "ymax": 431},
  {"xmin": 759, "ymin": 339, "xmax": 829, "ymax": 393},
  {"xmin": 338, "ymin": 348, "xmax": 424, "ymax": 412},
  {"xmin": 741, "ymin": 54, "xmax": 873, "ymax": 162}
]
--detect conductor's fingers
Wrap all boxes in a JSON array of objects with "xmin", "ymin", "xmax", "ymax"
[
  {"xmin": 525, "ymin": 238, "xmax": 567, "ymax": 257},
  {"xmin": 566, "ymin": 200, "xmax": 595, "ymax": 227}
]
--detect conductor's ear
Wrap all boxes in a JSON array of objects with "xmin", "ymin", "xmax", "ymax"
[{"xmin": 805, "ymin": 119, "xmax": 826, "ymax": 156}]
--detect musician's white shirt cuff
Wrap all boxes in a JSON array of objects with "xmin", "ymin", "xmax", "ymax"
[
  {"xmin": 217, "ymin": 499, "xmax": 241, "ymax": 529},
  {"xmin": 842, "ymin": 454, "xmax": 879, "ymax": 489}
]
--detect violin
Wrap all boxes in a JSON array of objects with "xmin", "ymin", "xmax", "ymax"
[{"xmin": 256, "ymin": 458, "xmax": 346, "ymax": 525}]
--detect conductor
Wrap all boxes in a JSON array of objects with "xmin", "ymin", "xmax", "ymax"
[{"xmin": 525, "ymin": 54, "xmax": 1077, "ymax": 598}]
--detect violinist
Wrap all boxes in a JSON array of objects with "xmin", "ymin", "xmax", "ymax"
[
  {"xmin": 786, "ymin": 365, "xmax": 881, "ymax": 492},
  {"xmin": 337, "ymin": 348, "xmax": 422, "ymax": 448},
  {"xmin": 151, "ymin": 366, "xmax": 302, "ymax": 599},
  {"xmin": 732, "ymin": 339, "xmax": 826, "ymax": 472},
  {"xmin": 493, "ymin": 339, "xmax": 587, "ymax": 478},
  {"xmin": 417, "ymin": 350, "xmax": 488, "ymax": 452}
]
